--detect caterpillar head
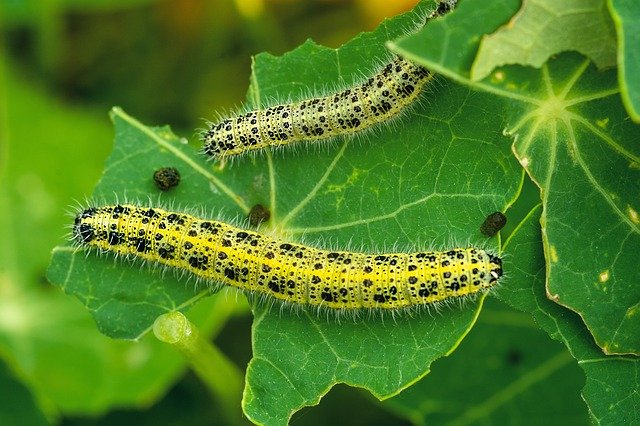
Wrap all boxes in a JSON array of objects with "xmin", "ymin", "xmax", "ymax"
[
  {"xmin": 487, "ymin": 253, "xmax": 503, "ymax": 283},
  {"xmin": 73, "ymin": 207, "xmax": 98, "ymax": 244}
]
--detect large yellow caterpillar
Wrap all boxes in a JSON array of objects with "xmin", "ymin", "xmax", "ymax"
[
  {"xmin": 73, "ymin": 204, "xmax": 503, "ymax": 311},
  {"xmin": 201, "ymin": 0, "xmax": 457, "ymax": 159}
]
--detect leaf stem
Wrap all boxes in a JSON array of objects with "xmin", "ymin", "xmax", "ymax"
[{"xmin": 153, "ymin": 311, "xmax": 246, "ymax": 426}]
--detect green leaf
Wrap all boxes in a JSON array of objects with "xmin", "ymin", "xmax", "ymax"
[
  {"xmin": 389, "ymin": 0, "xmax": 523, "ymax": 81},
  {"xmin": 245, "ymin": 300, "xmax": 485, "ymax": 425},
  {"xmin": 0, "ymin": 360, "xmax": 49, "ymax": 426},
  {"xmin": 390, "ymin": 0, "xmax": 640, "ymax": 419},
  {"xmin": 391, "ymin": 0, "xmax": 640, "ymax": 356},
  {"xmin": 472, "ymin": 0, "xmax": 617, "ymax": 81},
  {"xmin": 383, "ymin": 298, "xmax": 589, "ymax": 424},
  {"xmin": 506, "ymin": 53, "xmax": 639, "ymax": 356},
  {"xmin": 47, "ymin": 1, "xmax": 522, "ymax": 423},
  {"xmin": 608, "ymin": 0, "xmax": 640, "ymax": 122},
  {"xmin": 500, "ymin": 204, "xmax": 640, "ymax": 424}
]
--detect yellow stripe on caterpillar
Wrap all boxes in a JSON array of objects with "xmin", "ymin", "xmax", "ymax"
[{"xmin": 73, "ymin": 204, "xmax": 503, "ymax": 311}]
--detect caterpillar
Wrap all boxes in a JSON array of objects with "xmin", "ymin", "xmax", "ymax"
[
  {"xmin": 73, "ymin": 204, "xmax": 503, "ymax": 311},
  {"xmin": 201, "ymin": 0, "xmax": 457, "ymax": 159}
]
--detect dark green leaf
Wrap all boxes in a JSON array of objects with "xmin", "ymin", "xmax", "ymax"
[
  {"xmin": 0, "ymin": 361, "xmax": 49, "ymax": 426},
  {"xmin": 501, "ymin": 53, "xmax": 639, "ymax": 356},
  {"xmin": 500, "ymin": 204, "xmax": 640, "ymax": 424},
  {"xmin": 383, "ymin": 298, "xmax": 589, "ymax": 424},
  {"xmin": 608, "ymin": 0, "xmax": 640, "ymax": 121},
  {"xmin": 472, "ymin": 0, "xmax": 617, "ymax": 80}
]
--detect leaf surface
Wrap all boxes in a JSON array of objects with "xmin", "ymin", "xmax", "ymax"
[
  {"xmin": 608, "ymin": 0, "xmax": 640, "ymax": 121},
  {"xmin": 499, "ymin": 204, "xmax": 640, "ymax": 424},
  {"xmin": 383, "ymin": 298, "xmax": 589, "ymax": 424},
  {"xmin": 472, "ymin": 0, "xmax": 617, "ymax": 80}
]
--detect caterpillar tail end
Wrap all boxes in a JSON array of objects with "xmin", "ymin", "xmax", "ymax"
[
  {"xmin": 201, "ymin": 129, "xmax": 223, "ymax": 158},
  {"xmin": 201, "ymin": 119, "xmax": 240, "ymax": 159}
]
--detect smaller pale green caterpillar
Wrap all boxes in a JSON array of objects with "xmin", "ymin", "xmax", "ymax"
[{"xmin": 202, "ymin": 0, "xmax": 457, "ymax": 159}]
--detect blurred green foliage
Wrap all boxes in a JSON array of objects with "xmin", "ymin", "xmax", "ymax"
[{"xmin": 1, "ymin": 0, "xmax": 372, "ymax": 128}]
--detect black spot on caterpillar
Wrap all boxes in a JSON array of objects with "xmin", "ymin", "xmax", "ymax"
[
  {"xmin": 201, "ymin": 0, "xmax": 457, "ymax": 159},
  {"xmin": 73, "ymin": 204, "xmax": 503, "ymax": 311},
  {"xmin": 153, "ymin": 167, "xmax": 181, "ymax": 191},
  {"xmin": 480, "ymin": 212, "xmax": 507, "ymax": 237}
]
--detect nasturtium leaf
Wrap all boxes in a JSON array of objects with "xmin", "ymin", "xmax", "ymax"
[
  {"xmin": 499, "ymin": 204, "xmax": 640, "ymax": 424},
  {"xmin": 472, "ymin": 0, "xmax": 617, "ymax": 81},
  {"xmin": 0, "ymin": 361, "xmax": 48, "ymax": 426},
  {"xmin": 608, "ymin": 0, "xmax": 640, "ymax": 122},
  {"xmin": 383, "ymin": 298, "xmax": 589, "ymax": 424},
  {"xmin": 391, "ymin": 0, "xmax": 640, "ymax": 420},
  {"xmin": 504, "ymin": 54, "xmax": 639, "ymax": 356}
]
